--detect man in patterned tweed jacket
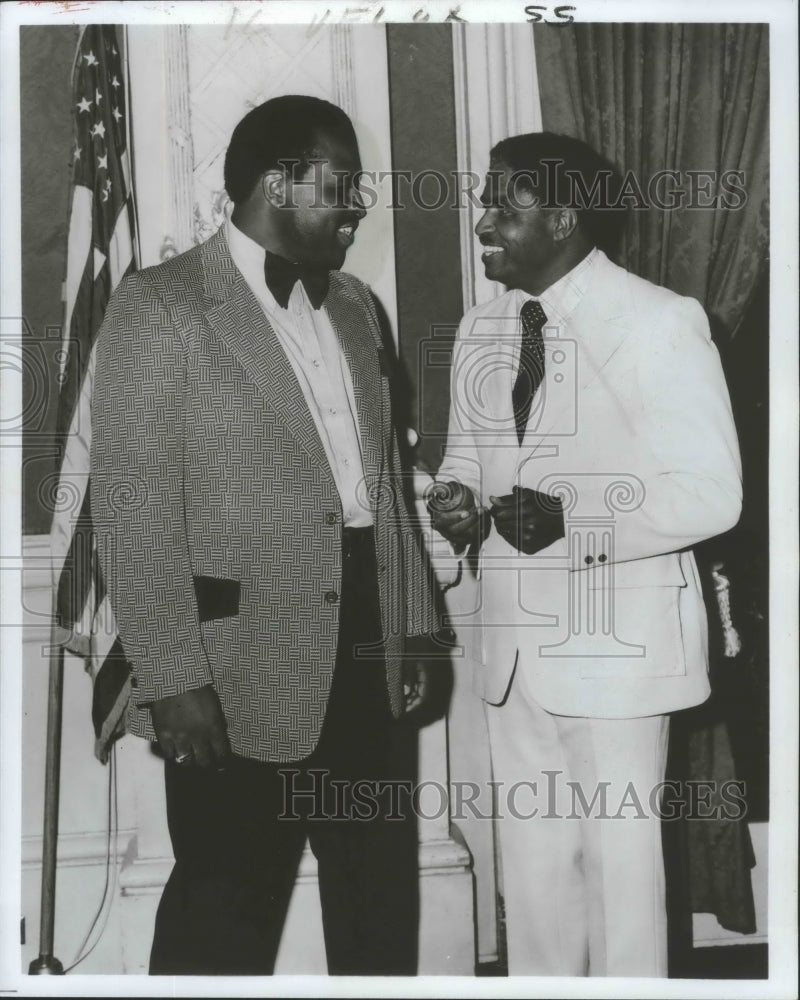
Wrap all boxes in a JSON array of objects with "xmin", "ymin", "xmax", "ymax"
[{"xmin": 91, "ymin": 96, "xmax": 438, "ymax": 975}]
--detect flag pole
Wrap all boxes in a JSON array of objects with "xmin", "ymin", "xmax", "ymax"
[
  {"xmin": 29, "ymin": 25, "xmax": 138, "ymax": 971},
  {"xmin": 28, "ymin": 618, "xmax": 65, "ymax": 975},
  {"xmin": 29, "ymin": 28, "xmax": 87, "ymax": 974}
]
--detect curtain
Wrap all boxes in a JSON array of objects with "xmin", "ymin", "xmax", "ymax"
[
  {"xmin": 533, "ymin": 22, "xmax": 768, "ymax": 339},
  {"xmin": 533, "ymin": 22, "xmax": 769, "ymax": 943}
]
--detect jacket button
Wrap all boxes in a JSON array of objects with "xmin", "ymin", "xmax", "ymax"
[
  {"xmin": 325, "ymin": 512, "xmax": 337, "ymax": 525},
  {"xmin": 584, "ymin": 555, "xmax": 594, "ymax": 565},
  {"xmin": 324, "ymin": 590, "xmax": 339, "ymax": 604},
  {"xmin": 598, "ymin": 554, "xmax": 607, "ymax": 563}
]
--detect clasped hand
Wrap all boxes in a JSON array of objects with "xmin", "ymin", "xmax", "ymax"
[
  {"xmin": 427, "ymin": 487, "xmax": 491, "ymax": 552},
  {"xmin": 430, "ymin": 481, "xmax": 564, "ymax": 556},
  {"xmin": 489, "ymin": 486, "xmax": 565, "ymax": 555}
]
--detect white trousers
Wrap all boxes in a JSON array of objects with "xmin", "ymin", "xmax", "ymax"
[{"xmin": 486, "ymin": 671, "xmax": 670, "ymax": 977}]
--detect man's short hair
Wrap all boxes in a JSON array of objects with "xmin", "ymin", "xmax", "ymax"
[
  {"xmin": 490, "ymin": 132, "xmax": 626, "ymax": 252},
  {"xmin": 224, "ymin": 95, "xmax": 357, "ymax": 204}
]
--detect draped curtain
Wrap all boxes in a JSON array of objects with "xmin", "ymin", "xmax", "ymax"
[
  {"xmin": 533, "ymin": 22, "xmax": 769, "ymax": 943},
  {"xmin": 534, "ymin": 22, "xmax": 768, "ymax": 338}
]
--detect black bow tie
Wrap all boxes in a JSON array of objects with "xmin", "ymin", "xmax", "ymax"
[{"xmin": 263, "ymin": 251, "xmax": 329, "ymax": 310}]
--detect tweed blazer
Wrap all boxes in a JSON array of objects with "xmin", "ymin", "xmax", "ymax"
[{"xmin": 91, "ymin": 229, "xmax": 437, "ymax": 762}]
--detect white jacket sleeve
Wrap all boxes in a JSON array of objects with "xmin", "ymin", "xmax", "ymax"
[{"xmin": 553, "ymin": 297, "xmax": 743, "ymax": 569}]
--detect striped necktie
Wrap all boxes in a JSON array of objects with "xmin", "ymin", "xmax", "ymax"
[{"xmin": 512, "ymin": 299, "xmax": 547, "ymax": 443}]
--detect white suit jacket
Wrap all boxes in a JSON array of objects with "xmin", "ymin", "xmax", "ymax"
[{"xmin": 438, "ymin": 250, "xmax": 742, "ymax": 718}]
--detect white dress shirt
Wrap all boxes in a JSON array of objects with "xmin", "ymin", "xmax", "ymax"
[{"xmin": 226, "ymin": 218, "xmax": 372, "ymax": 527}]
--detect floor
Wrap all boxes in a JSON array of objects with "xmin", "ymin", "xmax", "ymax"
[{"xmin": 475, "ymin": 944, "xmax": 768, "ymax": 979}]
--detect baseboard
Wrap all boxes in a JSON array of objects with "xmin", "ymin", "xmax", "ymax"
[
  {"xmin": 118, "ymin": 831, "xmax": 473, "ymax": 896},
  {"xmin": 22, "ymin": 829, "xmax": 136, "ymax": 869}
]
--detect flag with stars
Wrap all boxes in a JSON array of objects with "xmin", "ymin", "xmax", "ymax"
[{"xmin": 51, "ymin": 24, "xmax": 138, "ymax": 762}]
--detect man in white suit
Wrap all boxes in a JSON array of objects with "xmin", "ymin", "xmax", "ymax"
[{"xmin": 431, "ymin": 133, "xmax": 741, "ymax": 976}]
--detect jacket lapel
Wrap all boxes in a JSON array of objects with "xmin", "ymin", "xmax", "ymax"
[
  {"xmin": 460, "ymin": 300, "xmax": 521, "ymax": 429},
  {"xmin": 519, "ymin": 256, "xmax": 634, "ymax": 457},
  {"xmin": 324, "ymin": 276, "xmax": 385, "ymax": 493},
  {"xmin": 201, "ymin": 230, "xmax": 335, "ymax": 481}
]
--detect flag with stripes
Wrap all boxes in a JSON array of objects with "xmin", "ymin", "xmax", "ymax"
[{"xmin": 50, "ymin": 24, "xmax": 137, "ymax": 763}]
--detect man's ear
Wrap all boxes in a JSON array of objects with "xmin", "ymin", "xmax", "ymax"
[
  {"xmin": 551, "ymin": 207, "xmax": 579, "ymax": 242},
  {"xmin": 261, "ymin": 169, "xmax": 288, "ymax": 209}
]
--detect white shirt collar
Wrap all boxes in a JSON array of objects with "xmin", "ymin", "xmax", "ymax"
[
  {"xmin": 225, "ymin": 216, "xmax": 286, "ymax": 313},
  {"xmin": 517, "ymin": 247, "xmax": 599, "ymax": 324}
]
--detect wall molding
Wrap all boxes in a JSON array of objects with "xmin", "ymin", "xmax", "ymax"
[
  {"xmin": 22, "ymin": 829, "xmax": 136, "ymax": 869},
  {"xmin": 21, "ymin": 533, "xmax": 51, "ymax": 588},
  {"xmin": 332, "ymin": 25, "xmax": 355, "ymax": 117},
  {"xmin": 165, "ymin": 25, "xmax": 195, "ymax": 255},
  {"xmin": 452, "ymin": 23, "xmax": 542, "ymax": 312},
  {"xmin": 118, "ymin": 834, "xmax": 472, "ymax": 898}
]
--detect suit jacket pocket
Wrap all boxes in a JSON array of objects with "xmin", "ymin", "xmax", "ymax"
[
  {"xmin": 585, "ymin": 553, "xmax": 687, "ymax": 590},
  {"xmin": 193, "ymin": 575, "xmax": 240, "ymax": 623},
  {"xmin": 577, "ymin": 583, "xmax": 688, "ymax": 679}
]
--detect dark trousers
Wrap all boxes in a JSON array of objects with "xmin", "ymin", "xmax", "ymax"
[{"xmin": 149, "ymin": 528, "xmax": 419, "ymax": 975}]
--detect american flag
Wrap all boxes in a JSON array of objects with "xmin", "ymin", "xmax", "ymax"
[{"xmin": 50, "ymin": 25, "xmax": 137, "ymax": 763}]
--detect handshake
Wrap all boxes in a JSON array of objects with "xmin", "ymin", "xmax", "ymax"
[{"xmin": 426, "ymin": 480, "xmax": 565, "ymax": 556}]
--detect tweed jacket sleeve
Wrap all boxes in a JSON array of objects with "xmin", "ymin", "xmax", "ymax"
[
  {"xmin": 338, "ymin": 273, "xmax": 439, "ymax": 642},
  {"xmin": 91, "ymin": 272, "xmax": 213, "ymax": 706}
]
